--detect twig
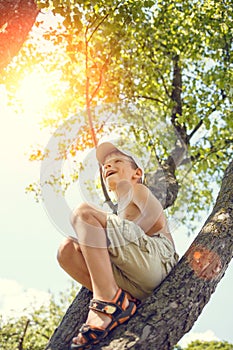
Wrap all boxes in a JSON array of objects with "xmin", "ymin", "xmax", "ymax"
[
  {"xmin": 89, "ymin": 55, "xmax": 110, "ymax": 103},
  {"xmin": 134, "ymin": 94, "xmax": 165, "ymax": 105},
  {"xmin": 149, "ymin": 56, "xmax": 171, "ymax": 98},
  {"xmin": 18, "ymin": 319, "xmax": 30, "ymax": 350},
  {"xmin": 187, "ymin": 119, "xmax": 204, "ymax": 141}
]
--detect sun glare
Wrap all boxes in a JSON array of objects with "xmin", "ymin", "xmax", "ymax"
[{"xmin": 16, "ymin": 70, "xmax": 53, "ymax": 118}]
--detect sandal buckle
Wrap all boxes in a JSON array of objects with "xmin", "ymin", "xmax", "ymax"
[
  {"xmin": 103, "ymin": 305, "xmax": 117, "ymax": 314},
  {"xmin": 90, "ymin": 300, "xmax": 117, "ymax": 315}
]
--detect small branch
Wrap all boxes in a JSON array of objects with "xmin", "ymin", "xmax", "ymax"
[
  {"xmin": 89, "ymin": 55, "xmax": 110, "ymax": 103},
  {"xmin": 100, "ymin": 169, "xmax": 118, "ymax": 214},
  {"xmin": 134, "ymin": 94, "xmax": 165, "ymax": 105},
  {"xmin": 35, "ymin": 330, "xmax": 50, "ymax": 341},
  {"xmin": 190, "ymin": 138, "xmax": 233, "ymax": 166},
  {"xmin": 87, "ymin": 2, "xmax": 122, "ymax": 43},
  {"xmin": 18, "ymin": 319, "xmax": 30, "ymax": 350},
  {"xmin": 157, "ymin": 69, "xmax": 171, "ymax": 98},
  {"xmin": 149, "ymin": 56, "xmax": 171, "ymax": 98},
  {"xmin": 86, "ymin": 14, "xmax": 99, "ymax": 31},
  {"xmin": 84, "ymin": 15, "xmax": 115, "ymax": 212},
  {"xmin": 139, "ymin": 113, "xmax": 162, "ymax": 166},
  {"xmin": 87, "ymin": 13, "xmax": 110, "ymax": 43},
  {"xmin": 188, "ymin": 85, "xmax": 228, "ymax": 143},
  {"xmin": 84, "ymin": 23, "xmax": 97, "ymax": 147},
  {"xmin": 187, "ymin": 119, "xmax": 204, "ymax": 141},
  {"xmin": 221, "ymin": 7, "xmax": 231, "ymax": 67}
]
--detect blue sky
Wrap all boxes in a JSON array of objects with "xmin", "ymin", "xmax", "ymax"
[{"xmin": 0, "ymin": 87, "xmax": 233, "ymax": 347}]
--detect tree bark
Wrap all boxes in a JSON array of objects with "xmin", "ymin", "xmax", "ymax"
[
  {"xmin": 45, "ymin": 159, "xmax": 233, "ymax": 350},
  {"xmin": 0, "ymin": 0, "xmax": 39, "ymax": 71},
  {"xmin": 146, "ymin": 54, "xmax": 189, "ymax": 209},
  {"xmin": 146, "ymin": 164, "xmax": 179, "ymax": 209}
]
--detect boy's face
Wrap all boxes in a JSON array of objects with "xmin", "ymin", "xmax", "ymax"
[{"xmin": 102, "ymin": 151, "xmax": 141, "ymax": 191}]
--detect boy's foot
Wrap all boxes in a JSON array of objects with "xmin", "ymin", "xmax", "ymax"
[{"xmin": 70, "ymin": 288, "xmax": 137, "ymax": 349}]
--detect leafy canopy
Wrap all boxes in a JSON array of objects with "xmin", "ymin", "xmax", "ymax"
[{"xmin": 1, "ymin": 0, "xmax": 232, "ymax": 227}]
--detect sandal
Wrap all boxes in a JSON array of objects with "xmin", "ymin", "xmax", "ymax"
[{"xmin": 70, "ymin": 288, "xmax": 137, "ymax": 349}]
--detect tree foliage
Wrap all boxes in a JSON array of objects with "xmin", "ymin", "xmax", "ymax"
[
  {"xmin": 182, "ymin": 340, "xmax": 233, "ymax": 350},
  {"xmin": 1, "ymin": 0, "xmax": 232, "ymax": 227},
  {"xmin": 0, "ymin": 283, "xmax": 79, "ymax": 350}
]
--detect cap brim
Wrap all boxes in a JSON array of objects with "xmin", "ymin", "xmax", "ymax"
[{"xmin": 96, "ymin": 142, "xmax": 120, "ymax": 165}]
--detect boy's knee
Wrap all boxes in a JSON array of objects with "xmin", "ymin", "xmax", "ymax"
[
  {"xmin": 57, "ymin": 237, "xmax": 75, "ymax": 266},
  {"xmin": 70, "ymin": 203, "xmax": 95, "ymax": 226}
]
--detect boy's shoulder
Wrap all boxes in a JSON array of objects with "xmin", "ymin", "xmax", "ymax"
[
  {"xmin": 134, "ymin": 183, "xmax": 149, "ymax": 193},
  {"xmin": 133, "ymin": 183, "xmax": 151, "ymax": 198},
  {"xmin": 134, "ymin": 183, "xmax": 162, "ymax": 205}
]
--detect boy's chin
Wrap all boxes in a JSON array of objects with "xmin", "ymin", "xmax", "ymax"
[
  {"xmin": 106, "ymin": 179, "xmax": 120, "ymax": 192},
  {"xmin": 106, "ymin": 183, "xmax": 117, "ymax": 192},
  {"xmin": 107, "ymin": 179, "xmax": 132, "ymax": 192}
]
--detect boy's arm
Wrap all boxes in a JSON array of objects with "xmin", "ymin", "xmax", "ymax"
[{"xmin": 133, "ymin": 184, "xmax": 167, "ymax": 236}]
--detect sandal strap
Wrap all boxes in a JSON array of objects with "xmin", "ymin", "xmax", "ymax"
[
  {"xmin": 89, "ymin": 299, "xmax": 119, "ymax": 315},
  {"xmin": 79, "ymin": 324, "xmax": 106, "ymax": 342},
  {"xmin": 89, "ymin": 288, "xmax": 128, "ymax": 317}
]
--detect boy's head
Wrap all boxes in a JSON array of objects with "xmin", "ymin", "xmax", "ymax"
[{"xmin": 96, "ymin": 142, "xmax": 144, "ymax": 188}]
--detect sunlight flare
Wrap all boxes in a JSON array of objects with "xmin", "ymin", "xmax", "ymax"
[{"xmin": 16, "ymin": 70, "xmax": 52, "ymax": 116}]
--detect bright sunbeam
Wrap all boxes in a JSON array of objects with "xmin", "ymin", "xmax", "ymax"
[{"xmin": 16, "ymin": 70, "xmax": 52, "ymax": 117}]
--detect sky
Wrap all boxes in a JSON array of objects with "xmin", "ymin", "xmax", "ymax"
[{"xmin": 0, "ymin": 12, "xmax": 233, "ymax": 348}]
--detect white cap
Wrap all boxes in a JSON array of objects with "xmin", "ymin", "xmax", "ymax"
[{"xmin": 96, "ymin": 142, "xmax": 144, "ymax": 182}]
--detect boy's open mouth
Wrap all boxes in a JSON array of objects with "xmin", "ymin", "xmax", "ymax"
[{"xmin": 106, "ymin": 170, "xmax": 117, "ymax": 178}]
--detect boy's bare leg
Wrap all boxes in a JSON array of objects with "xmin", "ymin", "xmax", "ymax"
[
  {"xmin": 70, "ymin": 204, "xmax": 127, "ymax": 345},
  {"xmin": 57, "ymin": 238, "xmax": 92, "ymax": 291}
]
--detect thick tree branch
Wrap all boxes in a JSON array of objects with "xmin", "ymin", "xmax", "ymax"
[
  {"xmin": 45, "ymin": 158, "xmax": 233, "ymax": 350},
  {"xmin": 143, "ymin": 55, "xmax": 189, "ymax": 209},
  {"xmin": 145, "ymin": 137, "xmax": 188, "ymax": 209},
  {"xmin": 170, "ymin": 55, "xmax": 188, "ymax": 145}
]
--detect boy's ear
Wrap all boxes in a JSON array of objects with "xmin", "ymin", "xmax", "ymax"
[{"xmin": 133, "ymin": 168, "xmax": 143, "ymax": 181}]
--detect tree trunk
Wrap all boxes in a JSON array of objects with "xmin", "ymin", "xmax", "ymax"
[
  {"xmin": 0, "ymin": 0, "xmax": 39, "ymax": 71},
  {"xmin": 45, "ymin": 159, "xmax": 233, "ymax": 350}
]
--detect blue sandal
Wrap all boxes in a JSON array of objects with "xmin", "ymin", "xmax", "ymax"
[{"xmin": 70, "ymin": 288, "xmax": 137, "ymax": 349}]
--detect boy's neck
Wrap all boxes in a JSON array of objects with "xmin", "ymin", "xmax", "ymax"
[{"xmin": 113, "ymin": 180, "xmax": 137, "ymax": 202}]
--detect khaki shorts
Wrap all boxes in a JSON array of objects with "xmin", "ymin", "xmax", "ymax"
[{"xmin": 106, "ymin": 214, "xmax": 179, "ymax": 301}]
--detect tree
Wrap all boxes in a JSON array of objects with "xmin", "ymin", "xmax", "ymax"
[
  {"xmin": 0, "ymin": 0, "xmax": 232, "ymax": 349},
  {"xmin": 0, "ymin": 0, "xmax": 39, "ymax": 70},
  {"xmin": 2, "ymin": 0, "xmax": 232, "ymax": 223},
  {"xmin": 183, "ymin": 340, "xmax": 233, "ymax": 350}
]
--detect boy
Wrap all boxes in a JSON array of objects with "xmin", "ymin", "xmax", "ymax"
[{"xmin": 57, "ymin": 142, "xmax": 178, "ymax": 349}]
